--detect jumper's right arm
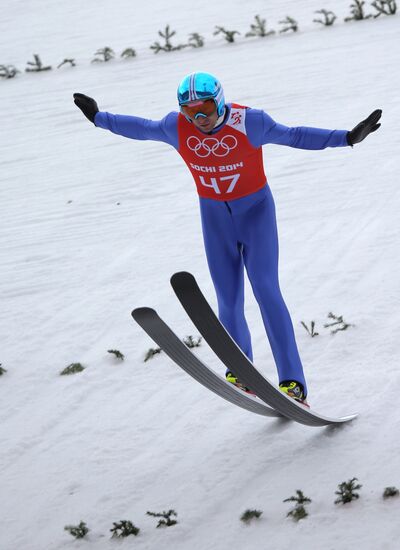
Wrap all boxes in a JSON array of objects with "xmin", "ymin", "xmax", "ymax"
[{"xmin": 73, "ymin": 93, "xmax": 179, "ymax": 148}]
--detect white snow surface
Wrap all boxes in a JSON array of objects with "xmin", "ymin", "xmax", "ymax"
[{"xmin": 1, "ymin": 1, "xmax": 400, "ymax": 549}]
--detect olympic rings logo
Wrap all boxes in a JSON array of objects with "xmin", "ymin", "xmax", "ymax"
[{"xmin": 186, "ymin": 135, "xmax": 238, "ymax": 158}]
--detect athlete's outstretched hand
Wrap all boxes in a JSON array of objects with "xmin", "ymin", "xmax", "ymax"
[
  {"xmin": 73, "ymin": 93, "xmax": 99, "ymax": 124},
  {"xmin": 347, "ymin": 109, "xmax": 382, "ymax": 146}
]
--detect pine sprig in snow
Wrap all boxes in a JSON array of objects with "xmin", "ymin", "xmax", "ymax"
[
  {"xmin": 240, "ymin": 509, "xmax": 263, "ymax": 523},
  {"xmin": 91, "ymin": 47, "xmax": 115, "ymax": 62},
  {"xmin": 108, "ymin": 349, "xmax": 125, "ymax": 360},
  {"xmin": 150, "ymin": 25, "xmax": 187, "ymax": 53},
  {"xmin": 57, "ymin": 58, "xmax": 76, "ymax": 68},
  {"xmin": 25, "ymin": 54, "xmax": 52, "ymax": 72},
  {"xmin": 213, "ymin": 26, "xmax": 241, "ymax": 43},
  {"xmin": 279, "ymin": 16, "xmax": 299, "ymax": 33},
  {"xmin": 335, "ymin": 478, "xmax": 362, "ymax": 504},
  {"xmin": 144, "ymin": 347, "xmax": 162, "ymax": 361},
  {"xmin": 301, "ymin": 321, "xmax": 319, "ymax": 337},
  {"xmin": 344, "ymin": 1, "xmax": 373, "ymax": 21},
  {"xmin": 64, "ymin": 521, "xmax": 89, "ymax": 539},
  {"xmin": 284, "ymin": 490, "xmax": 312, "ymax": 521},
  {"xmin": 371, "ymin": 0, "xmax": 397, "ymax": 16},
  {"xmin": 188, "ymin": 33, "xmax": 205, "ymax": 48},
  {"xmin": 324, "ymin": 312, "xmax": 354, "ymax": 334},
  {"xmin": 121, "ymin": 48, "xmax": 137, "ymax": 58},
  {"xmin": 313, "ymin": 9, "xmax": 337, "ymax": 26},
  {"xmin": 0, "ymin": 64, "xmax": 20, "ymax": 78},
  {"xmin": 146, "ymin": 509, "xmax": 178, "ymax": 527},
  {"xmin": 110, "ymin": 520, "xmax": 140, "ymax": 538},
  {"xmin": 245, "ymin": 15, "xmax": 275, "ymax": 37},
  {"xmin": 383, "ymin": 486, "xmax": 399, "ymax": 499},
  {"xmin": 183, "ymin": 335, "xmax": 202, "ymax": 348},
  {"xmin": 60, "ymin": 363, "xmax": 86, "ymax": 375}
]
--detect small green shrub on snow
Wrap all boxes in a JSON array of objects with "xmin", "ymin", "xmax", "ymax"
[
  {"xmin": 314, "ymin": 9, "xmax": 337, "ymax": 26},
  {"xmin": 146, "ymin": 509, "xmax": 178, "ymax": 527},
  {"xmin": 301, "ymin": 321, "xmax": 319, "ymax": 337},
  {"xmin": 284, "ymin": 490, "xmax": 312, "ymax": 521},
  {"xmin": 371, "ymin": 0, "xmax": 397, "ymax": 16},
  {"xmin": 335, "ymin": 477, "xmax": 362, "ymax": 504},
  {"xmin": 25, "ymin": 54, "xmax": 52, "ymax": 72},
  {"xmin": 110, "ymin": 520, "xmax": 140, "ymax": 538},
  {"xmin": 107, "ymin": 349, "xmax": 125, "ymax": 360},
  {"xmin": 91, "ymin": 47, "xmax": 115, "ymax": 63},
  {"xmin": 240, "ymin": 509, "xmax": 263, "ymax": 523},
  {"xmin": 245, "ymin": 15, "xmax": 275, "ymax": 37},
  {"xmin": 383, "ymin": 486, "xmax": 400, "ymax": 499},
  {"xmin": 150, "ymin": 25, "xmax": 187, "ymax": 53},
  {"xmin": 60, "ymin": 363, "xmax": 86, "ymax": 375},
  {"xmin": 324, "ymin": 312, "xmax": 354, "ymax": 334},
  {"xmin": 0, "ymin": 64, "xmax": 20, "ymax": 78},
  {"xmin": 64, "ymin": 521, "xmax": 89, "ymax": 539},
  {"xmin": 345, "ymin": 1, "xmax": 373, "ymax": 21},
  {"xmin": 188, "ymin": 33, "xmax": 205, "ymax": 48},
  {"xmin": 279, "ymin": 16, "xmax": 299, "ymax": 33},
  {"xmin": 144, "ymin": 347, "xmax": 162, "ymax": 361},
  {"xmin": 121, "ymin": 48, "xmax": 136, "ymax": 58},
  {"xmin": 183, "ymin": 335, "xmax": 202, "ymax": 348},
  {"xmin": 213, "ymin": 26, "xmax": 241, "ymax": 43},
  {"xmin": 57, "ymin": 58, "xmax": 76, "ymax": 68}
]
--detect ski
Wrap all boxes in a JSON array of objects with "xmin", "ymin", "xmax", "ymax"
[
  {"xmin": 131, "ymin": 307, "xmax": 281, "ymax": 418},
  {"xmin": 170, "ymin": 271, "xmax": 358, "ymax": 427}
]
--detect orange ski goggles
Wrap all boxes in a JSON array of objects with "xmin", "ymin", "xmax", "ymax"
[{"xmin": 180, "ymin": 98, "xmax": 217, "ymax": 119}]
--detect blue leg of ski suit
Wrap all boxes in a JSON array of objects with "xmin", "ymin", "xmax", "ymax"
[{"xmin": 199, "ymin": 184, "xmax": 307, "ymax": 395}]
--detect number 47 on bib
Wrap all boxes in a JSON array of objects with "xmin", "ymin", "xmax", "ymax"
[{"xmin": 198, "ymin": 174, "xmax": 240, "ymax": 195}]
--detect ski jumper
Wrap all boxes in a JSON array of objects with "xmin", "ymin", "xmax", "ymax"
[{"xmin": 95, "ymin": 105, "xmax": 349, "ymax": 395}]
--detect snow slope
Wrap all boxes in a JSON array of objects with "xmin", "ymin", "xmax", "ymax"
[{"xmin": 1, "ymin": 1, "xmax": 400, "ymax": 549}]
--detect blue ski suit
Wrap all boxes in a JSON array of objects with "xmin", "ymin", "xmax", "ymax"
[{"xmin": 95, "ymin": 104, "xmax": 349, "ymax": 395}]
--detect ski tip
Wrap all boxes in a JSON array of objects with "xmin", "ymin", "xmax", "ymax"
[
  {"xmin": 131, "ymin": 307, "xmax": 157, "ymax": 321},
  {"xmin": 170, "ymin": 271, "xmax": 196, "ymax": 286}
]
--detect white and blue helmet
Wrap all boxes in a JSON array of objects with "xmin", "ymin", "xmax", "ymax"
[{"xmin": 177, "ymin": 72, "xmax": 225, "ymax": 117}]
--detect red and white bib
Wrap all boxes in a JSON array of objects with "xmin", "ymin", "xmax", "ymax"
[{"xmin": 177, "ymin": 104, "xmax": 267, "ymax": 200}]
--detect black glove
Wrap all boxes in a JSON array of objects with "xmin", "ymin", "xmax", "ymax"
[
  {"xmin": 73, "ymin": 93, "xmax": 99, "ymax": 124},
  {"xmin": 347, "ymin": 109, "xmax": 382, "ymax": 146}
]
